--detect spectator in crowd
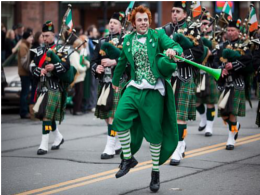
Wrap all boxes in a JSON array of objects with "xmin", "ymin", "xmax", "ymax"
[
  {"xmin": 70, "ymin": 38, "xmax": 90, "ymax": 115},
  {"xmin": 1, "ymin": 23, "xmax": 6, "ymax": 62},
  {"xmin": 18, "ymin": 30, "xmax": 33, "ymax": 119},
  {"xmin": 14, "ymin": 23, "xmax": 24, "ymax": 43},
  {"xmin": 4, "ymin": 29, "xmax": 16, "ymax": 60},
  {"xmin": 81, "ymin": 25, "xmax": 99, "ymax": 113}
]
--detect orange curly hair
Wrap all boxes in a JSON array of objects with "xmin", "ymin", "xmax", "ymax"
[{"xmin": 130, "ymin": 5, "xmax": 152, "ymax": 26}]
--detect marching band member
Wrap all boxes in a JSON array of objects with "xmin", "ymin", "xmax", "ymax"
[
  {"xmin": 160, "ymin": 1, "xmax": 204, "ymax": 166},
  {"xmin": 213, "ymin": 19, "xmax": 254, "ymax": 150},
  {"xmin": 31, "ymin": 21, "xmax": 69, "ymax": 155},
  {"xmin": 196, "ymin": 12, "xmax": 219, "ymax": 137},
  {"xmin": 91, "ymin": 12, "xmax": 127, "ymax": 160}
]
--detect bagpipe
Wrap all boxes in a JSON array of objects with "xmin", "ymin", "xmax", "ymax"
[
  {"xmin": 169, "ymin": 2, "xmax": 222, "ymax": 80},
  {"xmin": 45, "ymin": 4, "xmax": 89, "ymax": 85}
]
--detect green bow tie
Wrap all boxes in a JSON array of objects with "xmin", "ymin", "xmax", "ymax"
[{"xmin": 137, "ymin": 34, "xmax": 147, "ymax": 39}]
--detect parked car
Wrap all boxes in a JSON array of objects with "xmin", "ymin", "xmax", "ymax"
[{"xmin": 1, "ymin": 54, "xmax": 22, "ymax": 106}]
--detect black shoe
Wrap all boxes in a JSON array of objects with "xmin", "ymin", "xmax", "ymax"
[
  {"xmin": 226, "ymin": 145, "xmax": 234, "ymax": 150},
  {"xmin": 198, "ymin": 125, "xmax": 206, "ymax": 131},
  {"xmin": 205, "ymin": 132, "xmax": 213, "ymax": 137},
  {"xmin": 37, "ymin": 149, "xmax": 47, "ymax": 155},
  {"xmin": 101, "ymin": 153, "xmax": 114, "ymax": 159},
  {"xmin": 115, "ymin": 156, "xmax": 138, "ymax": 178},
  {"xmin": 51, "ymin": 139, "xmax": 64, "ymax": 150},
  {"xmin": 234, "ymin": 123, "xmax": 241, "ymax": 140},
  {"xmin": 169, "ymin": 159, "xmax": 180, "ymax": 166},
  {"xmin": 115, "ymin": 148, "xmax": 122, "ymax": 155},
  {"xmin": 150, "ymin": 171, "xmax": 160, "ymax": 192}
]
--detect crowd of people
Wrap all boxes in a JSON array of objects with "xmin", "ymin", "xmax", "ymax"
[
  {"xmin": 1, "ymin": 22, "xmax": 103, "ymax": 118},
  {"xmin": 1, "ymin": 1, "xmax": 260, "ymax": 193}
]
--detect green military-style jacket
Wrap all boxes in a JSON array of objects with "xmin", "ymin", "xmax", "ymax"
[{"xmin": 112, "ymin": 28, "xmax": 183, "ymax": 165}]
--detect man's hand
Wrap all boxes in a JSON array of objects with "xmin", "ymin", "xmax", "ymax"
[
  {"xmin": 112, "ymin": 84, "xmax": 119, "ymax": 93},
  {"xmin": 96, "ymin": 65, "xmax": 105, "ymax": 74},
  {"xmin": 40, "ymin": 69, "xmax": 47, "ymax": 76},
  {"xmin": 165, "ymin": 49, "xmax": 177, "ymax": 61},
  {"xmin": 221, "ymin": 68, "xmax": 229, "ymax": 78},
  {"xmin": 225, "ymin": 62, "xmax": 233, "ymax": 70},
  {"xmin": 101, "ymin": 58, "xmax": 116, "ymax": 67},
  {"xmin": 45, "ymin": 64, "xmax": 54, "ymax": 72}
]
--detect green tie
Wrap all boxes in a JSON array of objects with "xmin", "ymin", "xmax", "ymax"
[{"xmin": 137, "ymin": 34, "xmax": 147, "ymax": 39}]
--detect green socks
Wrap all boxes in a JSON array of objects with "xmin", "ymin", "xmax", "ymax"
[
  {"xmin": 196, "ymin": 104, "xmax": 205, "ymax": 114},
  {"xmin": 108, "ymin": 124, "xmax": 116, "ymax": 137},
  {"xmin": 206, "ymin": 107, "xmax": 215, "ymax": 121},
  {"xmin": 150, "ymin": 143, "xmax": 161, "ymax": 172},
  {"xmin": 178, "ymin": 124, "xmax": 187, "ymax": 141},
  {"xmin": 42, "ymin": 121, "xmax": 52, "ymax": 134},
  {"xmin": 117, "ymin": 130, "xmax": 131, "ymax": 159}
]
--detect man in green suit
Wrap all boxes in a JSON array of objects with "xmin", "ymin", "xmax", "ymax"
[{"xmin": 112, "ymin": 6, "xmax": 183, "ymax": 192}]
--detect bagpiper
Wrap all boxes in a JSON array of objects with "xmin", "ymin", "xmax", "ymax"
[
  {"xmin": 91, "ymin": 12, "xmax": 127, "ymax": 160},
  {"xmin": 213, "ymin": 19, "xmax": 254, "ymax": 150},
  {"xmin": 160, "ymin": 1, "xmax": 205, "ymax": 166},
  {"xmin": 196, "ymin": 11, "xmax": 219, "ymax": 136},
  {"xmin": 30, "ymin": 21, "xmax": 72, "ymax": 155}
]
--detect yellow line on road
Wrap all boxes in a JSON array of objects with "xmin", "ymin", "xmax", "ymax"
[{"xmin": 16, "ymin": 133, "xmax": 260, "ymax": 195}]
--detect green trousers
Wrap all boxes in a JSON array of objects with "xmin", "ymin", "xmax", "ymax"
[{"xmin": 113, "ymin": 86, "xmax": 164, "ymax": 144}]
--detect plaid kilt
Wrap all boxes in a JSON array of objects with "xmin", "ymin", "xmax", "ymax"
[
  {"xmin": 218, "ymin": 88, "xmax": 245, "ymax": 117},
  {"xmin": 175, "ymin": 79, "xmax": 196, "ymax": 121},
  {"xmin": 95, "ymin": 80, "xmax": 127, "ymax": 119},
  {"xmin": 45, "ymin": 90, "xmax": 64, "ymax": 122},
  {"xmin": 196, "ymin": 74, "xmax": 219, "ymax": 104}
]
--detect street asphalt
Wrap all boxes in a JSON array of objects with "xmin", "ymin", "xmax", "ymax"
[{"xmin": 1, "ymin": 100, "xmax": 260, "ymax": 195}]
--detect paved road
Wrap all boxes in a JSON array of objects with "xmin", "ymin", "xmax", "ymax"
[{"xmin": 2, "ymin": 100, "xmax": 260, "ymax": 195}]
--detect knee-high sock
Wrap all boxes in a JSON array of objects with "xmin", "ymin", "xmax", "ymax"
[
  {"xmin": 178, "ymin": 124, "xmax": 187, "ymax": 141},
  {"xmin": 197, "ymin": 104, "xmax": 207, "ymax": 127},
  {"xmin": 117, "ymin": 130, "xmax": 131, "ymax": 159},
  {"xmin": 108, "ymin": 124, "xmax": 116, "ymax": 137},
  {"xmin": 42, "ymin": 121, "xmax": 52, "ymax": 134},
  {"xmin": 206, "ymin": 107, "xmax": 215, "ymax": 121},
  {"xmin": 52, "ymin": 121, "xmax": 57, "ymax": 131},
  {"xmin": 196, "ymin": 104, "xmax": 205, "ymax": 114},
  {"xmin": 228, "ymin": 121, "xmax": 238, "ymax": 132},
  {"xmin": 150, "ymin": 143, "xmax": 161, "ymax": 172}
]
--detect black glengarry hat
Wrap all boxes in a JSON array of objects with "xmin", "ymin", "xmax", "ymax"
[
  {"xmin": 228, "ymin": 19, "xmax": 241, "ymax": 29},
  {"xmin": 173, "ymin": 1, "xmax": 188, "ymax": 12},
  {"xmin": 111, "ymin": 12, "xmax": 125, "ymax": 24},
  {"xmin": 42, "ymin": 20, "xmax": 55, "ymax": 32}
]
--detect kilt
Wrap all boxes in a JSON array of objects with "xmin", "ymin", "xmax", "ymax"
[
  {"xmin": 218, "ymin": 88, "xmax": 245, "ymax": 117},
  {"xmin": 175, "ymin": 78, "xmax": 196, "ymax": 121},
  {"xmin": 95, "ymin": 80, "xmax": 127, "ymax": 119},
  {"xmin": 196, "ymin": 74, "xmax": 219, "ymax": 104},
  {"xmin": 45, "ymin": 90, "xmax": 64, "ymax": 122}
]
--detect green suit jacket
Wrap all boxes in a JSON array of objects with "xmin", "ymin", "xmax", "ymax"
[{"xmin": 112, "ymin": 28, "xmax": 183, "ymax": 165}]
